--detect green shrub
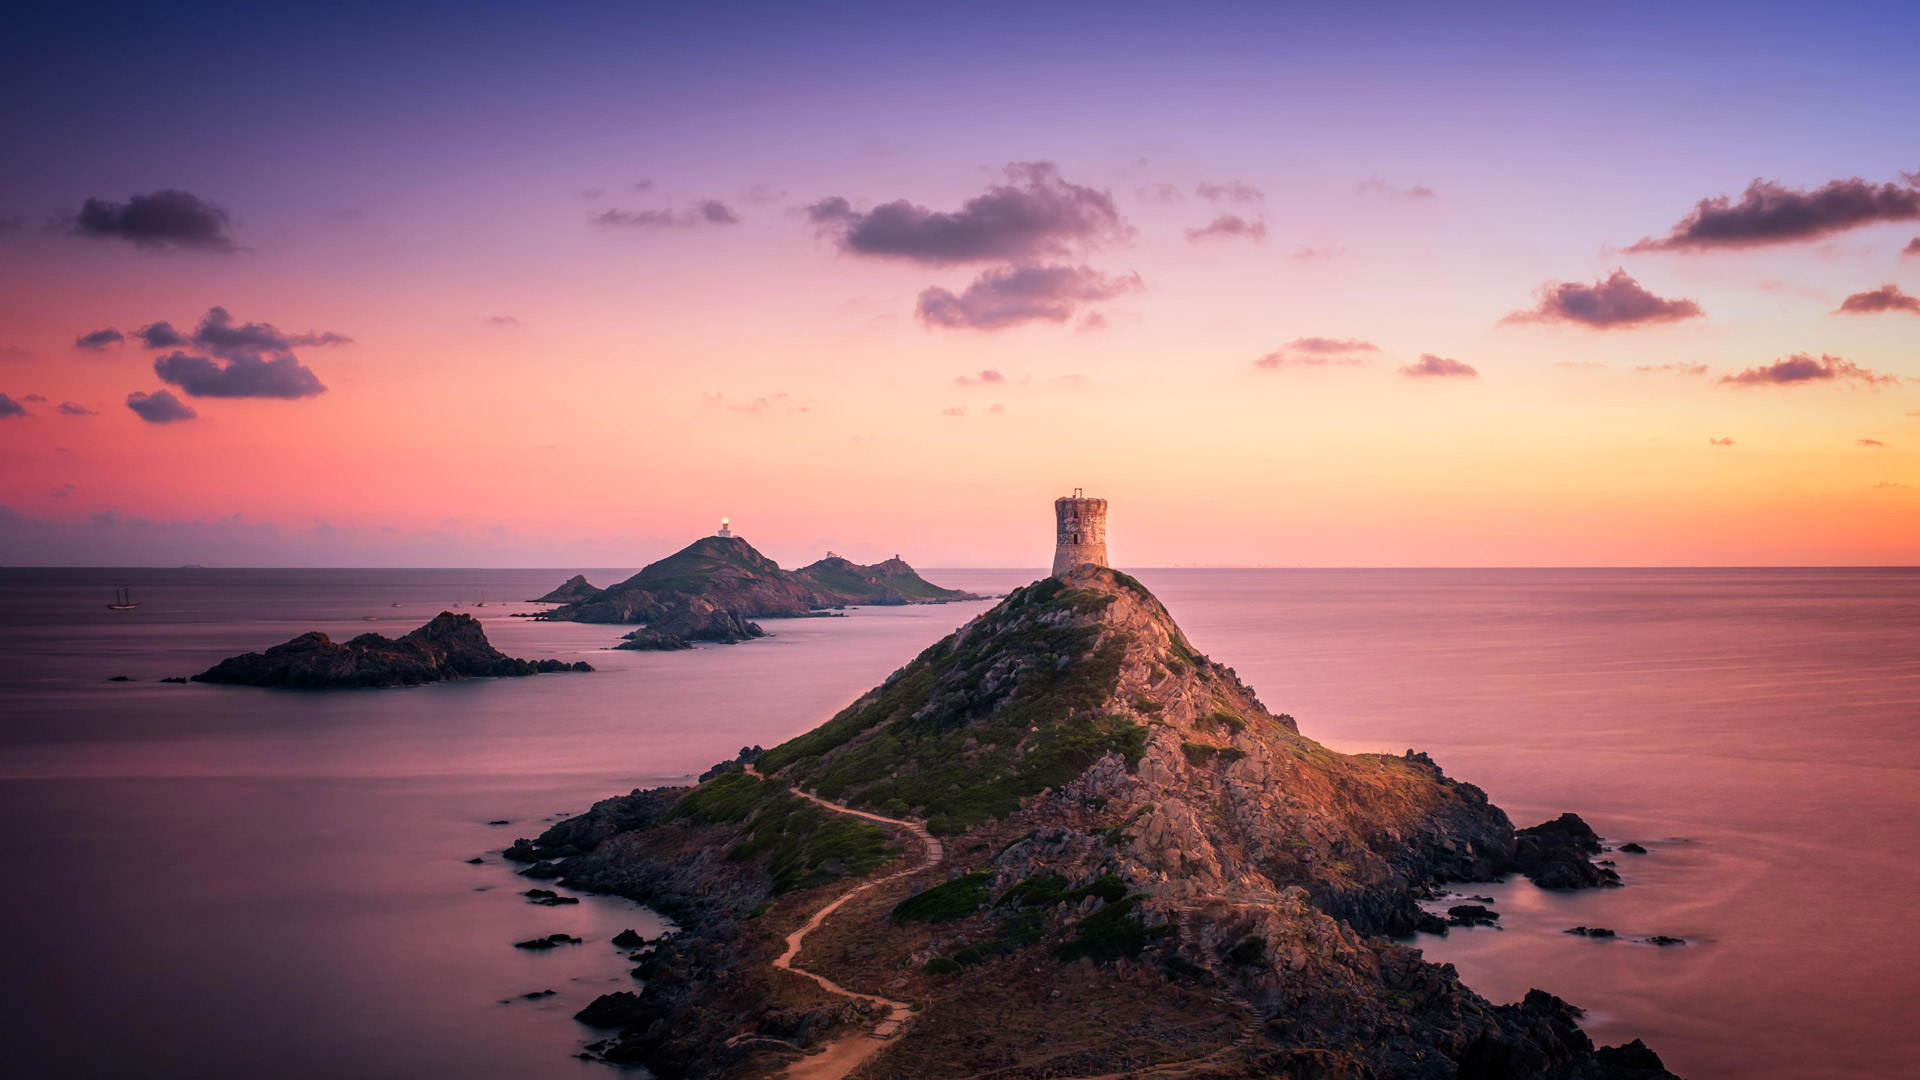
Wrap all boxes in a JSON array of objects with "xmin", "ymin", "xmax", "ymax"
[
  {"xmin": 922, "ymin": 957, "xmax": 962, "ymax": 975},
  {"xmin": 1225, "ymin": 935, "xmax": 1267, "ymax": 966},
  {"xmin": 952, "ymin": 946, "xmax": 985, "ymax": 966},
  {"xmin": 1052, "ymin": 895, "xmax": 1174, "ymax": 964},
  {"xmin": 891, "ymin": 871, "xmax": 991, "ymax": 923}
]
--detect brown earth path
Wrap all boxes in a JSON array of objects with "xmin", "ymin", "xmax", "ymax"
[{"xmin": 742, "ymin": 764, "xmax": 945, "ymax": 1080}]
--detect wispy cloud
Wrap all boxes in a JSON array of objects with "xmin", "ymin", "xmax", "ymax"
[
  {"xmin": 0, "ymin": 393, "xmax": 25, "ymax": 418},
  {"xmin": 1720, "ymin": 353, "xmax": 1896, "ymax": 387},
  {"xmin": 1636, "ymin": 362, "xmax": 1709, "ymax": 376},
  {"xmin": 1629, "ymin": 173, "xmax": 1920, "ymax": 251},
  {"xmin": 1859, "ymin": 438, "xmax": 1886, "ymax": 447},
  {"xmin": 1401, "ymin": 354, "xmax": 1477, "ymax": 378},
  {"xmin": 1834, "ymin": 284, "xmax": 1920, "ymax": 315},
  {"xmin": 1503, "ymin": 269, "xmax": 1703, "ymax": 329},
  {"xmin": 1710, "ymin": 437, "xmax": 1735, "ymax": 446},
  {"xmin": 75, "ymin": 328, "xmax": 125, "ymax": 350},
  {"xmin": 57, "ymin": 401, "xmax": 96, "ymax": 416},
  {"xmin": 954, "ymin": 369, "xmax": 1006, "ymax": 386},
  {"xmin": 1195, "ymin": 181, "xmax": 1262, "ymax": 204},
  {"xmin": 917, "ymin": 264, "xmax": 1141, "ymax": 330},
  {"xmin": 1255, "ymin": 337, "xmax": 1378, "ymax": 369},
  {"xmin": 595, "ymin": 200, "xmax": 739, "ymax": 228},
  {"xmin": 1186, "ymin": 214, "xmax": 1266, "ymax": 243},
  {"xmin": 1356, "ymin": 178, "xmax": 1436, "ymax": 199},
  {"xmin": 809, "ymin": 163, "xmax": 1128, "ymax": 266}
]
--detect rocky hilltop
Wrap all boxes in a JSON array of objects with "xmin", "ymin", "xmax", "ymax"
[
  {"xmin": 193, "ymin": 612, "xmax": 593, "ymax": 689},
  {"xmin": 509, "ymin": 567, "xmax": 1674, "ymax": 1078},
  {"xmin": 538, "ymin": 535, "xmax": 979, "ymax": 649},
  {"xmin": 532, "ymin": 574, "xmax": 601, "ymax": 604}
]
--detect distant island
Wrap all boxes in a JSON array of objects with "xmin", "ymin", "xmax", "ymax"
[
  {"xmin": 532, "ymin": 534, "xmax": 980, "ymax": 650},
  {"xmin": 193, "ymin": 612, "xmax": 593, "ymax": 689},
  {"xmin": 501, "ymin": 497, "xmax": 1679, "ymax": 1078}
]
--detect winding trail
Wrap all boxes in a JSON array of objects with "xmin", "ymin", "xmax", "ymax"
[{"xmin": 743, "ymin": 765, "xmax": 944, "ymax": 1079}]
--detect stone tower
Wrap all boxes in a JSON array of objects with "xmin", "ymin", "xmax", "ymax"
[{"xmin": 1052, "ymin": 490, "xmax": 1109, "ymax": 577}]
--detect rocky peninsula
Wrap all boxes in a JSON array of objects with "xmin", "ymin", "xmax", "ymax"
[
  {"xmin": 503, "ymin": 566, "xmax": 1678, "ymax": 1078},
  {"xmin": 193, "ymin": 611, "xmax": 592, "ymax": 689},
  {"xmin": 536, "ymin": 535, "xmax": 979, "ymax": 650}
]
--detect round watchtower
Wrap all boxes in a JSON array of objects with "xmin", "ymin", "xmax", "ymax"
[{"xmin": 1052, "ymin": 490, "xmax": 1109, "ymax": 577}]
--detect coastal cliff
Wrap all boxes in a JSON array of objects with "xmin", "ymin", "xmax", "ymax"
[
  {"xmin": 193, "ymin": 611, "xmax": 592, "ymax": 688},
  {"xmin": 510, "ymin": 568, "xmax": 1673, "ymax": 1078},
  {"xmin": 538, "ymin": 537, "xmax": 978, "ymax": 645}
]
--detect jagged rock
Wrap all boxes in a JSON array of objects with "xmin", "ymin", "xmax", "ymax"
[
  {"xmin": 513, "ymin": 934, "xmax": 582, "ymax": 950},
  {"xmin": 615, "ymin": 597, "xmax": 764, "ymax": 651},
  {"xmin": 1514, "ymin": 813, "xmax": 1622, "ymax": 889},
  {"xmin": 1566, "ymin": 926, "xmax": 1617, "ymax": 938},
  {"xmin": 611, "ymin": 929, "xmax": 645, "ymax": 947},
  {"xmin": 1645, "ymin": 935, "xmax": 1686, "ymax": 946},
  {"xmin": 575, "ymin": 991, "xmax": 648, "ymax": 1028},
  {"xmin": 1448, "ymin": 904, "xmax": 1500, "ymax": 926},
  {"xmin": 533, "ymin": 574, "xmax": 601, "ymax": 604},
  {"xmin": 1620, "ymin": 842, "xmax": 1649, "ymax": 854},
  {"xmin": 191, "ymin": 612, "xmax": 593, "ymax": 689}
]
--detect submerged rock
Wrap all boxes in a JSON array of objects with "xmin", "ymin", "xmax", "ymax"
[
  {"xmin": 574, "ymin": 991, "xmax": 648, "ymax": 1028},
  {"xmin": 1566, "ymin": 926, "xmax": 1617, "ymax": 938},
  {"xmin": 1620, "ymin": 841, "xmax": 1649, "ymax": 854},
  {"xmin": 191, "ymin": 612, "xmax": 593, "ymax": 689}
]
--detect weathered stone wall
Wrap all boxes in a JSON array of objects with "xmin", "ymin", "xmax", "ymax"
[{"xmin": 1051, "ymin": 496, "xmax": 1109, "ymax": 576}]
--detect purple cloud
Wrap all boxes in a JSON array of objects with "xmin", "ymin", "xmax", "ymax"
[
  {"xmin": 154, "ymin": 350, "xmax": 326, "ymax": 399},
  {"xmin": 1195, "ymin": 181, "xmax": 1262, "ymax": 204},
  {"xmin": 126, "ymin": 389, "xmax": 197, "ymax": 423},
  {"xmin": 809, "ymin": 163, "xmax": 1128, "ymax": 266},
  {"xmin": 58, "ymin": 401, "xmax": 96, "ymax": 415},
  {"xmin": 71, "ymin": 190, "xmax": 235, "ymax": 252},
  {"xmin": 135, "ymin": 321, "xmax": 189, "ymax": 348},
  {"xmin": 1135, "ymin": 182, "xmax": 1183, "ymax": 205},
  {"xmin": 916, "ymin": 264, "xmax": 1141, "ymax": 330},
  {"xmin": 0, "ymin": 393, "xmax": 25, "ymax": 418},
  {"xmin": 1630, "ymin": 174, "xmax": 1920, "ymax": 251},
  {"xmin": 955, "ymin": 370, "xmax": 1006, "ymax": 385},
  {"xmin": 1906, "ymin": 238, "xmax": 1920, "ymax": 256},
  {"xmin": 75, "ymin": 328, "xmax": 125, "ymax": 350},
  {"xmin": 188, "ymin": 307, "xmax": 350, "ymax": 358},
  {"xmin": 594, "ymin": 200, "xmax": 739, "ymax": 228},
  {"xmin": 1504, "ymin": 269, "xmax": 1704, "ymax": 328},
  {"xmin": 1720, "ymin": 353, "xmax": 1896, "ymax": 387},
  {"xmin": 1256, "ymin": 337, "xmax": 1378, "ymax": 369},
  {"xmin": 1835, "ymin": 284, "xmax": 1920, "ymax": 315},
  {"xmin": 1401, "ymin": 354, "xmax": 1478, "ymax": 378},
  {"xmin": 1186, "ymin": 214, "xmax": 1266, "ymax": 243}
]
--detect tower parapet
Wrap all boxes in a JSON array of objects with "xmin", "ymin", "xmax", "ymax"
[{"xmin": 1052, "ymin": 490, "xmax": 1109, "ymax": 577}]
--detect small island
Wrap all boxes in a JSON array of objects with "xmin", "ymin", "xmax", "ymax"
[
  {"xmin": 192, "ymin": 612, "xmax": 593, "ymax": 689},
  {"xmin": 502, "ymin": 503, "xmax": 1679, "ymax": 1079},
  {"xmin": 535, "ymin": 532, "xmax": 981, "ymax": 650}
]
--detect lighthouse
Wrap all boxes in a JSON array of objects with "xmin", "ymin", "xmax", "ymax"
[{"xmin": 1051, "ymin": 489, "xmax": 1109, "ymax": 577}]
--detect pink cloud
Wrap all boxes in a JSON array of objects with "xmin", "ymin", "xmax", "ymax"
[{"xmin": 1503, "ymin": 270, "xmax": 1703, "ymax": 329}]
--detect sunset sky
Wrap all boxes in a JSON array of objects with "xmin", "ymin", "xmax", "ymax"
[{"xmin": 3, "ymin": 0, "xmax": 1917, "ymax": 568}]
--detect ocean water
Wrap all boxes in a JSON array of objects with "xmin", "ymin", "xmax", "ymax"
[{"xmin": 1, "ymin": 567, "xmax": 1914, "ymax": 1079}]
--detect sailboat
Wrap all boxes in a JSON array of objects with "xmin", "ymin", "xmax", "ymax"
[{"xmin": 107, "ymin": 586, "xmax": 138, "ymax": 611}]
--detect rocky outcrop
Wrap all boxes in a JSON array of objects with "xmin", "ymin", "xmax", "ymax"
[
  {"xmin": 540, "ymin": 535, "xmax": 977, "ymax": 626},
  {"xmin": 532, "ymin": 574, "xmax": 600, "ymax": 604},
  {"xmin": 614, "ymin": 597, "xmax": 765, "ymax": 651},
  {"xmin": 192, "ymin": 612, "xmax": 592, "ymax": 689},
  {"xmin": 1514, "ymin": 813, "xmax": 1622, "ymax": 889},
  {"xmin": 517, "ymin": 568, "xmax": 1679, "ymax": 1079}
]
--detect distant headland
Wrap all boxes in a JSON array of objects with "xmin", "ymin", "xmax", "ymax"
[
  {"xmin": 193, "ymin": 611, "xmax": 592, "ymax": 689},
  {"xmin": 532, "ymin": 528, "xmax": 980, "ymax": 650}
]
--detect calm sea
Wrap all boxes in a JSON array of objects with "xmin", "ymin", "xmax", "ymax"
[{"xmin": 1, "ymin": 567, "xmax": 1914, "ymax": 1079}]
